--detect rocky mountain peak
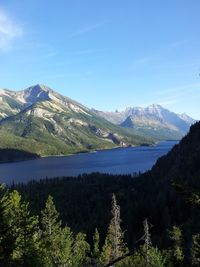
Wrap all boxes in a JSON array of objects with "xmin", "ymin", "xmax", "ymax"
[
  {"xmin": 93, "ymin": 104, "xmax": 196, "ymax": 140},
  {"xmin": 23, "ymin": 84, "xmax": 52, "ymax": 104}
]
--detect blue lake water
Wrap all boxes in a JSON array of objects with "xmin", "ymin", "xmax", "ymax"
[{"xmin": 0, "ymin": 141, "xmax": 178, "ymax": 184}]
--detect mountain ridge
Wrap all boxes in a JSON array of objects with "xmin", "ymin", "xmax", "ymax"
[
  {"xmin": 0, "ymin": 84, "xmax": 151, "ymax": 156},
  {"xmin": 0, "ymin": 84, "xmax": 196, "ymax": 157},
  {"xmin": 149, "ymin": 120, "xmax": 200, "ymax": 180},
  {"xmin": 93, "ymin": 104, "xmax": 196, "ymax": 140}
]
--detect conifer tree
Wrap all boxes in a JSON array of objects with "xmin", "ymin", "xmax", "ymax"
[
  {"xmin": 100, "ymin": 193, "xmax": 127, "ymax": 265},
  {"xmin": 169, "ymin": 226, "xmax": 184, "ymax": 265},
  {"xmin": 92, "ymin": 228, "xmax": 101, "ymax": 266},
  {"xmin": 191, "ymin": 234, "xmax": 200, "ymax": 266},
  {"xmin": 72, "ymin": 232, "xmax": 90, "ymax": 267},
  {"xmin": 41, "ymin": 195, "xmax": 74, "ymax": 267},
  {"xmin": 55, "ymin": 226, "xmax": 73, "ymax": 267},
  {"xmin": 0, "ymin": 185, "xmax": 16, "ymax": 267},
  {"xmin": 41, "ymin": 195, "xmax": 61, "ymax": 239},
  {"xmin": 143, "ymin": 218, "xmax": 152, "ymax": 267},
  {"xmin": 3, "ymin": 190, "xmax": 43, "ymax": 267},
  {"xmin": 41, "ymin": 195, "xmax": 63, "ymax": 266}
]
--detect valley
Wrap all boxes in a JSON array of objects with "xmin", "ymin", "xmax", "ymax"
[{"xmin": 1, "ymin": 1, "xmax": 199, "ymax": 266}]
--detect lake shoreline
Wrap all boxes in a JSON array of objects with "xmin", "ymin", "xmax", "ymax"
[
  {"xmin": 0, "ymin": 140, "xmax": 180, "ymax": 164},
  {"xmin": 0, "ymin": 141, "xmax": 179, "ymax": 184},
  {"xmin": 30, "ymin": 140, "xmax": 180, "ymax": 160}
]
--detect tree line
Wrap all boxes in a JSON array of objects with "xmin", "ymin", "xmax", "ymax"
[{"xmin": 1, "ymin": 183, "xmax": 200, "ymax": 267}]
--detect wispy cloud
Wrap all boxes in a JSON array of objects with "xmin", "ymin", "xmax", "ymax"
[
  {"xmin": 132, "ymin": 40, "xmax": 187, "ymax": 69},
  {"xmin": 132, "ymin": 54, "xmax": 161, "ymax": 71},
  {"xmin": 156, "ymin": 83, "xmax": 200, "ymax": 96},
  {"xmin": 167, "ymin": 40, "xmax": 187, "ymax": 49},
  {"xmin": 155, "ymin": 83, "xmax": 200, "ymax": 108},
  {"xmin": 0, "ymin": 8, "xmax": 23, "ymax": 52},
  {"xmin": 70, "ymin": 22, "xmax": 106, "ymax": 37}
]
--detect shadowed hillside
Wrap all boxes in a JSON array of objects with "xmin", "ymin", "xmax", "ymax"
[{"xmin": 0, "ymin": 149, "xmax": 39, "ymax": 163}]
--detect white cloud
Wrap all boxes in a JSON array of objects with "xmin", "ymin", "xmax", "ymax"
[{"xmin": 0, "ymin": 9, "xmax": 23, "ymax": 51}]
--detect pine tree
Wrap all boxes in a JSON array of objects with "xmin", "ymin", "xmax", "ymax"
[
  {"xmin": 191, "ymin": 234, "xmax": 200, "ymax": 266},
  {"xmin": 100, "ymin": 193, "xmax": 127, "ymax": 265},
  {"xmin": 41, "ymin": 195, "xmax": 61, "ymax": 238},
  {"xmin": 3, "ymin": 190, "xmax": 44, "ymax": 267},
  {"xmin": 55, "ymin": 226, "xmax": 73, "ymax": 267},
  {"xmin": 143, "ymin": 219, "xmax": 152, "ymax": 267},
  {"xmin": 169, "ymin": 226, "xmax": 184, "ymax": 265},
  {"xmin": 41, "ymin": 195, "xmax": 63, "ymax": 266},
  {"xmin": 92, "ymin": 228, "xmax": 101, "ymax": 266},
  {"xmin": 72, "ymin": 232, "xmax": 90, "ymax": 267},
  {"xmin": 41, "ymin": 195, "xmax": 73, "ymax": 267},
  {"xmin": 0, "ymin": 185, "xmax": 16, "ymax": 267}
]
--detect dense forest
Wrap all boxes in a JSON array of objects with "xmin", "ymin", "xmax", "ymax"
[
  {"xmin": 1, "ymin": 182, "xmax": 198, "ymax": 267},
  {"xmin": 0, "ymin": 122, "xmax": 200, "ymax": 266}
]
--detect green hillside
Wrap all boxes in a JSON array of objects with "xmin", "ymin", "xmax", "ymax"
[{"xmin": 0, "ymin": 98, "xmax": 151, "ymax": 156}]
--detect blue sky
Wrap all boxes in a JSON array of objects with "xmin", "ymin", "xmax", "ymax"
[{"xmin": 0, "ymin": 0, "xmax": 200, "ymax": 119}]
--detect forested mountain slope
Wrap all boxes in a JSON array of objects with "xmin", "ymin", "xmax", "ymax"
[
  {"xmin": 0, "ymin": 85, "xmax": 151, "ymax": 156},
  {"xmin": 150, "ymin": 121, "xmax": 200, "ymax": 181}
]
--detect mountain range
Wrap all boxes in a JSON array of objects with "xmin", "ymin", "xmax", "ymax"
[
  {"xmin": 0, "ymin": 84, "xmax": 196, "ymax": 157},
  {"xmin": 93, "ymin": 104, "xmax": 196, "ymax": 140},
  {"xmin": 0, "ymin": 85, "xmax": 150, "ymax": 156}
]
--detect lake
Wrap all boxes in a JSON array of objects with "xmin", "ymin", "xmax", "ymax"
[{"xmin": 0, "ymin": 141, "xmax": 178, "ymax": 184}]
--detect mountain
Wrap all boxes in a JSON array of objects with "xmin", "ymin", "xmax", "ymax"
[
  {"xmin": 178, "ymin": 113, "xmax": 196, "ymax": 124},
  {"xmin": 93, "ymin": 104, "xmax": 196, "ymax": 140},
  {"xmin": 150, "ymin": 121, "xmax": 200, "ymax": 181},
  {"xmin": 0, "ymin": 85, "xmax": 52, "ymax": 119},
  {"xmin": 0, "ymin": 89, "xmax": 24, "ymax": 119},
  {"xmin": 92, "ymin": 108, "xmax": 126, "ymax": 125},
  {"xmin": 0, "ymin": 85, "xmax": 151, "ymax": 156}
]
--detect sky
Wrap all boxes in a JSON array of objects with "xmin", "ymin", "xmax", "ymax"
[{"xmin": 0, "ymin": 0, "xmax": 200, "ymax": 119}]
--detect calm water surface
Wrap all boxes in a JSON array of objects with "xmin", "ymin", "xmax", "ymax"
[{"xmin": 0, "ymin": 141, "xmax": 178, "ymax": 184}]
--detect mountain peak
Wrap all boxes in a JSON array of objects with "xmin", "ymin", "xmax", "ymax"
[
  {"xmin": 24, "ymin": 84, "xmax": 52, "ymax": 104},
  {"xmin": 93, "ymin": 103, "xmax": 196, "ymax": 141},
  {"xmin": 26, "ymin": 84, "xmax": 53, "ymax": 93}
]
